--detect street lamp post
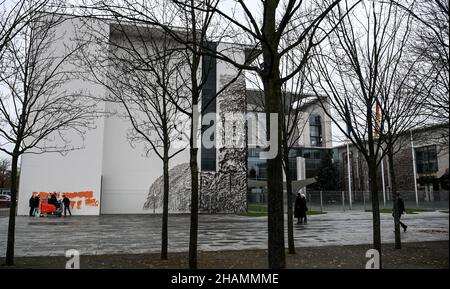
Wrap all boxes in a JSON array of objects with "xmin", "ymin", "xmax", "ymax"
[
  {"xmin": 346, "ymin": 143, "xmax": 352, "ymax": 210},
  {"xmin": 410, "ymin": 130, "xmax": 419, "ymax": 208}
]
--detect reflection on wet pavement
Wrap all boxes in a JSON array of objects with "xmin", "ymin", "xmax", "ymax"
[{"xmin": 0, "ymin": 211, "xmax": 447, "ymax": 257}]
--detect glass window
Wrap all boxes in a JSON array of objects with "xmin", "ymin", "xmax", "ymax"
[
  {"xmin": 415, "ymin": 145, "xmax": 438, "ymax": 174},
  {"xmin": 303, "ymin": 149, "xmax": 311, "ymax": 159},
  {"xmin": 309, "ymin": 113, "xmax": 322, "ymax": 147},
  {"xmin": 248, "ymin": 147, "xmax": 268, "ymax": 180}
]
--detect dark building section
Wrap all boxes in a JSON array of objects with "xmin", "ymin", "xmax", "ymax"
[
  {"xmin": 199, "ymin": 48, "xmax": 248, "ymax": 213},
  {"xmin": 247, "ymin": 146, "xmax": 333, "ymax": 204},
  {"xmin": 415, "ymin": 145, "xmax": 439, "ymax": 191},
  {"xmin": 299, "ymin": 147, "xmax": 330, "ymax": 179},
  {"xmin": 201, "ymin": 42, "xmax": 217, "ymax": 172}
]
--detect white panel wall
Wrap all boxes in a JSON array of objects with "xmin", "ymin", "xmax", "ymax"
[
  {"xmin": 98, "ymin": 31, "xmax": 191, "ymax": 214},
  {"xmin": 18, "ymin": 17, "xmax": 108, "ymax": 216},
  {"xmin": 99, "ymin": 101, "xmax": 190, "ymax": 214},
  {"xmin": 215, "ymin": 42, "xmax": 246, "ymax": 155}
]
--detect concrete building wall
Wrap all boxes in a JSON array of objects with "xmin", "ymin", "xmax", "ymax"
[
  {"xmin": 18, "ymin": 17, "xmax": 108, "ymax": 216},
  {"xmin": 18, "ymin": 18, "xmax": 193, "ymax": 215},
  {"xmin": 100, "ymin": 101, "xmax": 190, "ymax": 214},
  {"xmin": 100, "ymin": 29, "xmax": 191, "ymax": 214},
  {"xmin": 297, "ymin": 101, "xmax": 333, "ymax": 148}
]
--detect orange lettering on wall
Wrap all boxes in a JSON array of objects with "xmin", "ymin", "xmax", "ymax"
[
  {"xmin": 65, "ymin": 191, "xmax": 94, "ymax": 199},
  {"xmin": 30, "ymin": 191, "xmax": 98, "ymax": 210},
  {"xmin": 84, "ymin": 198, "xmax": 98, "ymax": 207},
  {"xmin": 38, "ymin": 192, "xmax": 50, "ymax": 199}
]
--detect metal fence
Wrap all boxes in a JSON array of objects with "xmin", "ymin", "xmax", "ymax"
[
  {"xmin": 247, "ymin": 189, "xmax": 449, "ymax": 212},
  {"xmin": 303, "ymin": 190, "xmax": 449, "ymax": 212}
]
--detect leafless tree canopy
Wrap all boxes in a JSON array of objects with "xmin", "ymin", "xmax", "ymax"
[
  {"xmin": 406, "ymin": 0, "xmax": 449, "ymax": 146},
  {"xmin": 1, "ymin": 1, "xmax": 103, "ymax": 266},
  {"xmin": 1, "ymin": 1, "xmax": 51, "ymax": 55},
  {"xmin": 307, "ymin": 0, "xmax": 427, "ymax": 261},
  {"xmin": 0, "ymin": 0, "xmax": 445, "ymax": 268},
  {"xmin": 74, "ymin": 4, "xmax": 193, "ymax": 261},
  {"xmin": 0, "ymin": 11, "xmax": 99, "ymax": 156},
  {"xmin": 76, "ymin": 0, "xmax": 232, "ymax": 268},
  {"xmin": 76, "ymin": 15, "xmax": 189, "ymax": 159}
]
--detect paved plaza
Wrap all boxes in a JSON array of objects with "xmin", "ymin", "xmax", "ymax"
[{"xmin": 0, "ymin": 210, "xmax": 448, "ymax": 257}]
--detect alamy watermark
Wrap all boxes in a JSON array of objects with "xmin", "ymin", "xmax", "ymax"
[
  {"xmin": 172, "ymin": 105, "xmax": 279, "ymax": 159},
  {"xmin": 365, "ymin": 249, "xmax": 380, "ymax": 269},
  {"xmin": 65, "ymin": 249, "xmax": 80, "ymax": 269}
]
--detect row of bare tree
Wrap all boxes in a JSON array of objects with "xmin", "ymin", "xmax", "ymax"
[
  {"xmin": 1, "ymin": 0, "xmax": 103, "ymax": 266},
  {"xmin": 1, "ymin": 0, "xmax": 448, "ymax": 269}
]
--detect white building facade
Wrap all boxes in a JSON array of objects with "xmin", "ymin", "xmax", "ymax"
[{"xmin": 17, "ymin": 17, "xmax": 332, "ymax": 215}]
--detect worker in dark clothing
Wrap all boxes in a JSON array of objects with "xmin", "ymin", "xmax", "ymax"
[
  {"xmin": 49, "ymin": 193, "xmax": 58, "ymax": 206},
  {"xmin": 29, "ymin": 195, "xmax": 35, "ymax": 216},
  {"xmin": 62, "ymin": 194, "xmax": 72, "ymax": 216}
]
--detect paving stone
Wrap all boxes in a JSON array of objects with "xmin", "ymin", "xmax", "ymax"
[{"xmin": 0, "ymin": 211, "xmax": 447, "ymax": 257}]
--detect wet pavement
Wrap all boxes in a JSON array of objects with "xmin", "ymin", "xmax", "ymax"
[{"xmin": 0, "ymin": 211, "xmax": 448, "ymax": 257}]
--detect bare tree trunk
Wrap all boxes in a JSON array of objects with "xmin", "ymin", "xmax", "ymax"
[
  {"xmin": 260, "ymin": 0, "xmax": 285, "ymax": 269},
  {"xmin": 368, "ymin": 158, "xmax": 382, "ymax": 268},
  {"xmin": 263, "ymin": 77, "xmax": 285, "ymax": 269},
  {"xmin": 388, "ymin": 145, "xmax": 401, "ymax": 249},
  {"xmin": 189, "ymin": 124, "xmax": 199, "ymax": 269},
  {"xmin": 161, "ymin": 146, "xmax": 170, "ymax": 260},
  {"xmin": 5, "ymin": 152, "xmax": 19, "ymax": 266},
  {"xmin": 283, "ymin": 149, "xmax": 295, "ymax": 254}
]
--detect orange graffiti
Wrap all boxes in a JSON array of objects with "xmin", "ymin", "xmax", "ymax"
[
  {"xmin": 65, "ymin": 191, "xmax": 94, "ymax": 199},
  {"xmin": 33, "ymin": 192, "xmax": 62, "ymax": 199},
  {"xmin": 32, "ymin": 191, "xmax": 98, "ymax": 209},
  {"xmin": 85, "ymin": 198, "xmax": 98, "ymax": 207}
]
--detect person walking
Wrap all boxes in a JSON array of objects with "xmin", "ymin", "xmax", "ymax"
[
  {"xmin": 63, "ymin": 194, "xmax": 72, "ymax": 217},
  {"xmin": 394, "ymin": 193, "xmax": 408, "ymax": 232},
  {"xmin": 300, "ymin": 193, "xmax": 308, "ymax": 224},
  {"xmin": 294, "ymin": 193, "xmax": 308, "ymax": 224},
  {"xmin": 294, "ymin": 193, "xmax": 302, "ymax": 223},
  {"xmin": 29, "ymin": 195, "xmax": 35, "ymax": 217}
]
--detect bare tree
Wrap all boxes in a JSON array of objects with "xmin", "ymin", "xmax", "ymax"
[
  {"xmin": 81, "ymin": 0, "xmax": 354, "ymax": 268},
  {"xmin": 1, "ymin": 0, "xmax": 52, "ymax": 55},
  {"xmin": 279, "ymin": 37, "xmax": 329, "ymax": 255},
  {"xmin": 76, "ymin": 6, "xmax": 188, "ymax": 260},
  {"xmin": 189, "ymin": 0, "xmax": 354, "ymax": 268},
  {"xmin": 146, "ymin": 0, "xmax": 352, "ymax": 268},
  {"xmin": 308, "ymin": 0, "xmax": 418, "ymax": 267},
  {"xmin": 79, "ymin": 0, "xmax": 241, "ymax": 268},
  {"xmin": 0, "ymin": 7, "xmax": 99, "ymax": 265},
  {"xmin": 371, "ymin": 1, "xmax": 430, "ymax": 250},
  {"xmin": 393, "ymin": 0, "xmax": 449, "ymax": 141},
  {"xmin": 245, "ymin": 51, "xmax": 312, "ymax": 255}
]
